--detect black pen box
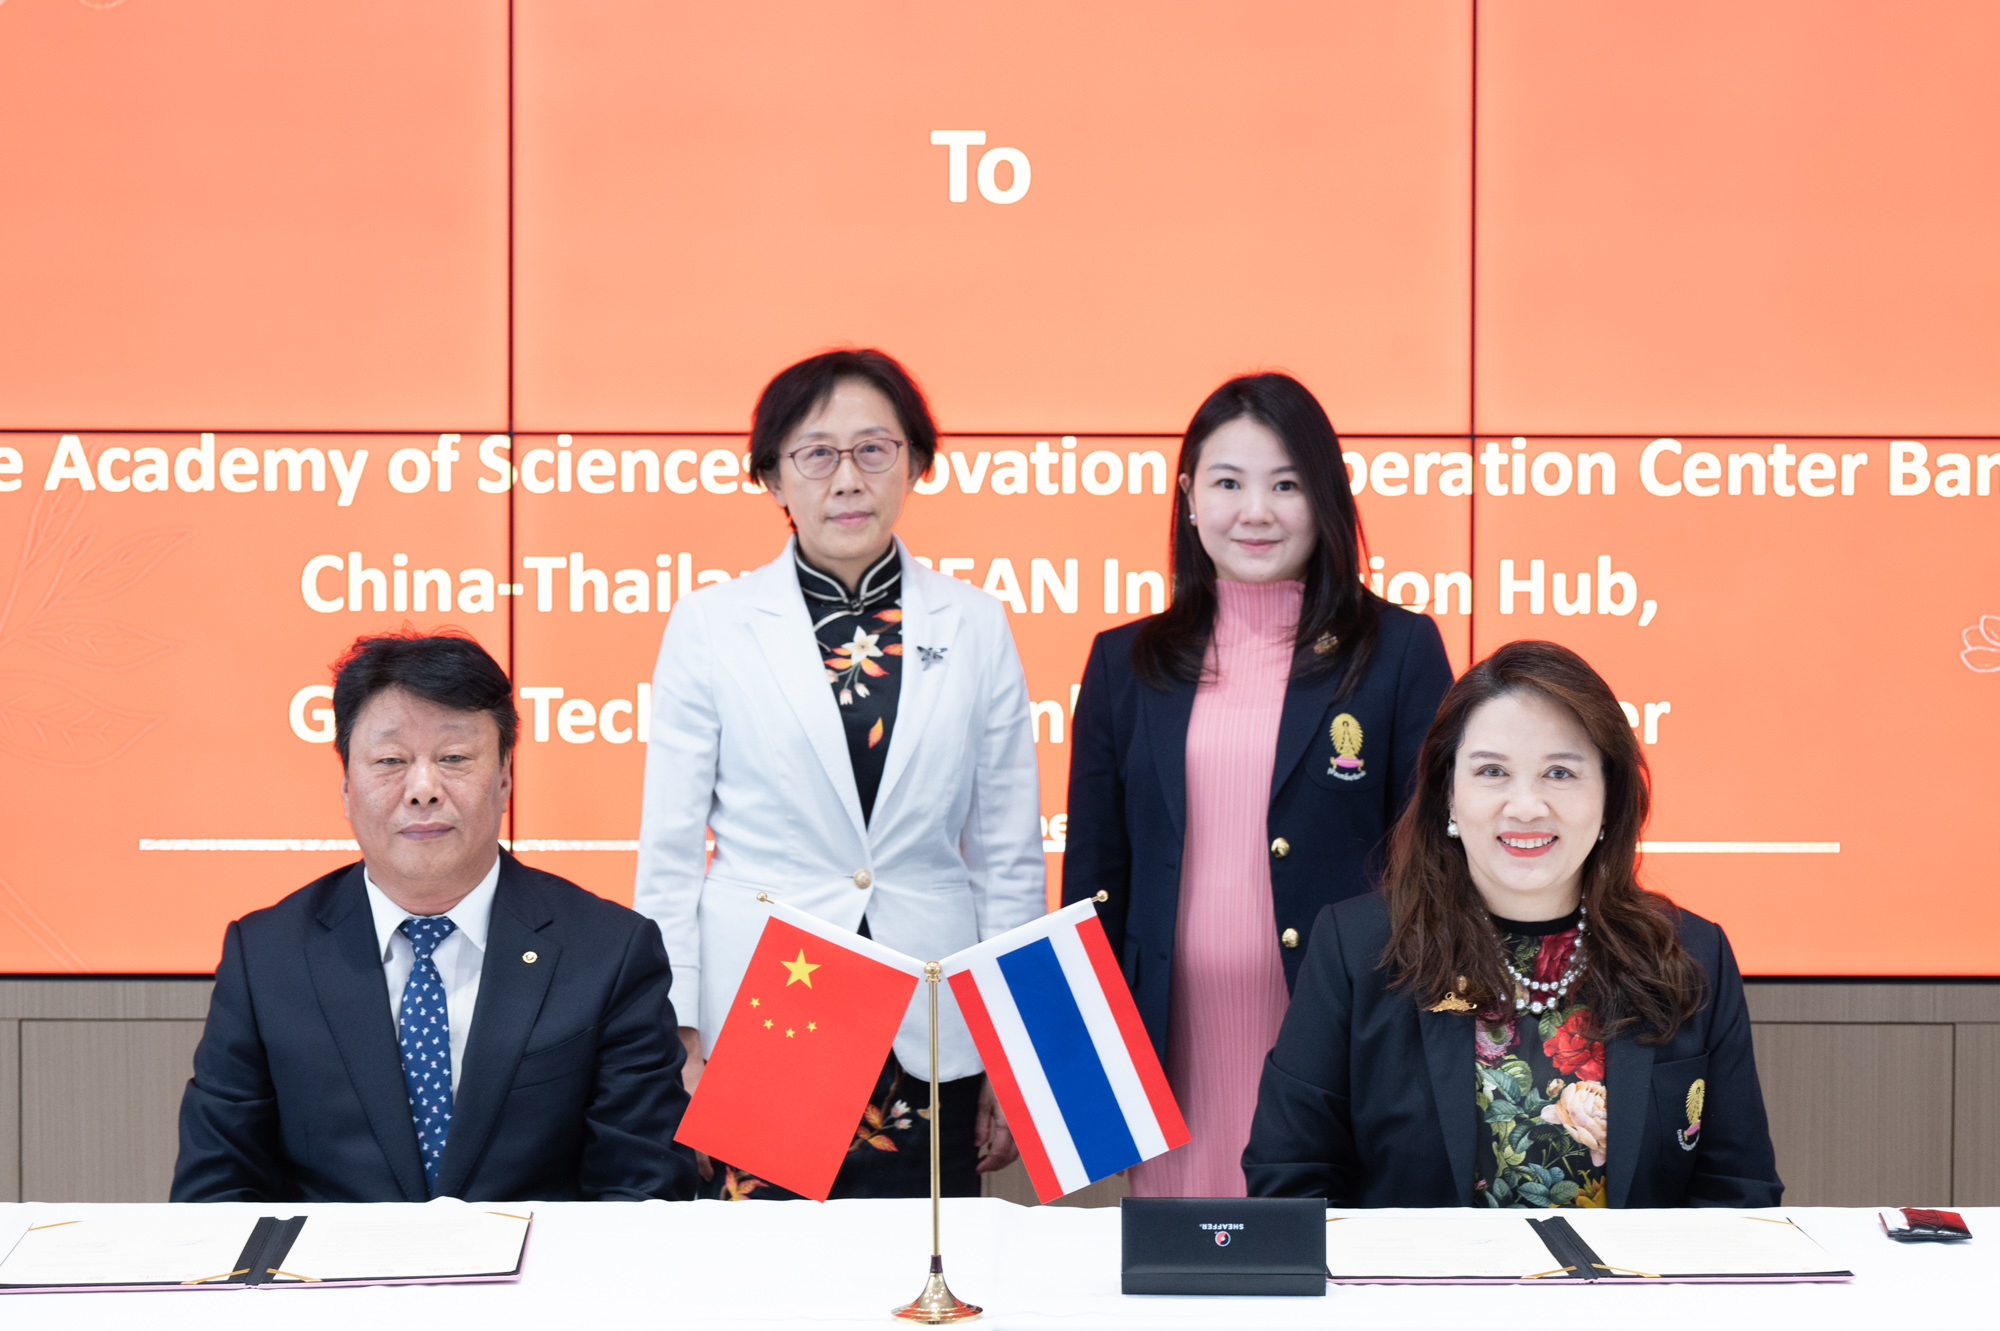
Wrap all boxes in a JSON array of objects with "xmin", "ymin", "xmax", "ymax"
[{"xmin": 1120, "ymin": 1197, "xmax": 1327, "ymax": 1296}]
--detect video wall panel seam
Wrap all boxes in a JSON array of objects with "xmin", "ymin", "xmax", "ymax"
[
  {"xmin": 508, "ymin": 0, "xmax": 520, "ymax": 853},
  {"xmin": 1468, "ymin": 3, "xmax": 1480, "ymax": 656}
]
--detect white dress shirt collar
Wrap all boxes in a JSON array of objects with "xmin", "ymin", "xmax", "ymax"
[{"xmin": 362, "ymin": 852, "xmax": 502, "ymax": 961}]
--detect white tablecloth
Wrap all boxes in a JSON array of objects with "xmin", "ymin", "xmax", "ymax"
[{"xmin": 0, "ymin": 1199, "xmax": 1986, "ymax": 1330}]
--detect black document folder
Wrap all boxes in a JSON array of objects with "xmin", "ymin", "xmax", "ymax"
[
  {"xmin": 1323, "ymin": 1210, "xmax": 1853, "ymax": 1284},
  {"xmin": 0, "ymin": 1207, "xmax": 534, "ymax": 1293},
  {"xmin": 1120, "ymin": 1197, "xmax": 1327, "ymax": 1295}
]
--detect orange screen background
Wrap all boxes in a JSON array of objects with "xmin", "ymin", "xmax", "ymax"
[{"xmin": 0, "ymin": 0, "xmax": 1995, "ymax": 975}]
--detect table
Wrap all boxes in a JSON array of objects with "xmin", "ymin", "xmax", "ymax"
[{"xmin": 0, "ymin": 1199, "xmax": 1987, "ymax": 1329}]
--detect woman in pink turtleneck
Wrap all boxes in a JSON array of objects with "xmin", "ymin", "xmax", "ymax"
[
  {"xmin": 1064, "ymin": 374, "xmax": 1453, "ymax": 1196},
  {"xmin": 1137, "ymin": 575, "xmax": 1302, "ymax": 1195}
]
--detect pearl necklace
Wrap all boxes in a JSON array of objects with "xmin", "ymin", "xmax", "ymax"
[{"xmin": 1501, "ymin": 906, "xmax": 1587, "ymax": 1015}]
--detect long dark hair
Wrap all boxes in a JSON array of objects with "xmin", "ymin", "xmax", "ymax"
[
  {"xmin": 1379, "ymin": 640, "xmax": 1706, "ymax": 1043},
  {"xmin": 1130, "ymin": 373, "xmax": 1380, "ymax": 693}
]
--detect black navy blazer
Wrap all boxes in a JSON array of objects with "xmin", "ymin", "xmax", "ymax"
[
  {"xmin": 1242, "ymin": 892, "xmax": 1783, "ymax": 1207},
  {"xmin": 173, "ymin": 852, "xmax": 698, "ymax": 1203},
  {"xmin": 1060, "ymin": 602, "xmax": 1453, "ymax": 1065}
]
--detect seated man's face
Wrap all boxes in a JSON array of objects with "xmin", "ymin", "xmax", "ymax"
[{"xmin": 341, "ymin": 687, "xmax": 510, "ymax": 905}]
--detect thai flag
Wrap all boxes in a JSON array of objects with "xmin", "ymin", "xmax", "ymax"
[{"xmin": 942, "ymin": 900, "xmax": 1189, "ymax": 1203}]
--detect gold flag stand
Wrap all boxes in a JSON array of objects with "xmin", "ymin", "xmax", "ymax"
[{"xmin": 891, "ymin": 962, "xmax": 982, "ymax": 1323}]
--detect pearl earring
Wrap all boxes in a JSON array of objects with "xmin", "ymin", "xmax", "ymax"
[
  {"xmin": 1597, "ymin": 828, "xmax": 1605, "ymax": 842},
  {"xmin": 1446, "ymin": 817, "xmax": 1460, "ymax": 839}
]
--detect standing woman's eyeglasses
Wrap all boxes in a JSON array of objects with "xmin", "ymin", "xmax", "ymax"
[{"xmin": 786, "ymin": 438, "xmax": 906, "ymax": 480}]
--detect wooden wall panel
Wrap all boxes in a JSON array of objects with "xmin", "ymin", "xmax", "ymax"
[
  {"xmin": 0, "ymin": 1022, "xmax": 17, "ymax": 1203},
  {"xmin": 20, "ymin": 1020, "xmax": 206, "ymax": 1203},
  {"xmin": 0, "ymin": 981, "xmax": 1990, "ymax": 1206},
  {"xmin": 0, "ymin": 980, "xmax": 213, "ymax": 1021},
  {"xmin": 1751, "ymin": 1023, "xmax": 1954, "ymax": 1206},
  {"xmin": 982, "ymin": 1158, "xmax": 1129, "ymax": 1209},
  {"xmin": 1745, "ymin": 983, "xmax": 2000, "ymax": 1024},
  {"xmin": 1952, "ymin": 1024, "xmax": 2000, "ymax": 1205}
]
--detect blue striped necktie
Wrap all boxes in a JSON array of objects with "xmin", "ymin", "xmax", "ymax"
[{"xmin": 397, "ymin": 915, "xmax": 457, "ymax": 1195}]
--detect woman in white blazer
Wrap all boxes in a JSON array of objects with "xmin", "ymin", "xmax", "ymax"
[{"xmin": 635, "ymin": 349, "xmax": 1045, "ymax": 1200}]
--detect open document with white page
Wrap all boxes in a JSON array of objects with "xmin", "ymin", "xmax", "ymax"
[
  {"xmin": 0, "ymin": 1206, "xmax": 533, "ymax": 1292},
  {"xmin": 1324, "ymin": 1209, "xmax": 1852, "ymax": 1284}
]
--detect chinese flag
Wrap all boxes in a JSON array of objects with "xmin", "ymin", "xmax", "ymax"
[{"xmin": 675, "ymin": 914, "xmax": 920, "ymax": 1200}]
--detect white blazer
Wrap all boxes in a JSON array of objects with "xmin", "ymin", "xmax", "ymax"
[{"xmin": 634, "ymin": 538, "xmax": 1046, "ymax": 1080}]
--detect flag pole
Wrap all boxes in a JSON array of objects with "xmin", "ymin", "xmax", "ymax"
[{"xmin": 891, "ymin": 961, "xmax": 981, "ymax": 1323}]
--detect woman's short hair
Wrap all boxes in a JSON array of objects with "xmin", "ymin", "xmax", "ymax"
[
  {"xmin": 1378, "ymin": 640, "xmax": 1705, "ymax": 1042},
  {"xmin": 330, "ymin": 631, "xmax": 517, "ymax": 767},
  {"xmin": 1130, "ymin": 372, "xmax": 1381, "ymax": 695},
  {"xmin": 746, "ymin": 349, "xmax": 939, "ymax": 488}
]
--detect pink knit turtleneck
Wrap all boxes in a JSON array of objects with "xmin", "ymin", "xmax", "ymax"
[{"xmin": 1129, "ymin": 578, "xmax": 1301, "ymax": 1198}]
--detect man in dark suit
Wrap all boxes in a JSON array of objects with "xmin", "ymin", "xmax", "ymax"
[{"xmin": 173, "ymin": 633, "xmax": 697, "ymax": 1202}]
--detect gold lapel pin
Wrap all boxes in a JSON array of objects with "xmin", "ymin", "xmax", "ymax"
[
  {"xmin": 1426, "ymin": 975, "xmax": 1473, "ymax": 1012},
  {"xmin": 522, "ymin": 951, "xmax": 538, "ymax": 964}
]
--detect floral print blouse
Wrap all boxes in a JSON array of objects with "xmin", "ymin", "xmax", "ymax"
[
  {"xmin": 797, "ymin": 545, "xmax": 903, "ymax": 823},
  {"xmin": 1473, "ymin": 910, "xmax": 1608, "ymax": 1209}
]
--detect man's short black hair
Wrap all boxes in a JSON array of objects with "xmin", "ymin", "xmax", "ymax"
[
  {"xmin": 330, "ymin": 632, "xmax": 517, "ymax": 767},
  {"xmin": 747, "ymin": 348, "xmax": 939, "ymax": 487}
]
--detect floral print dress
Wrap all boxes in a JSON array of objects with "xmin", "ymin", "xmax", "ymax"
[
  {"xmin": 702, "ymin": 545, "xmax": 980, "ymax": 1202},
  {"xmin": 796, "ymin": 545, "xmax": 903, "ymax": 823},
  {"xmin": 1473, "ymin": 910, "xmax": 1609, "ymax": 1209}
]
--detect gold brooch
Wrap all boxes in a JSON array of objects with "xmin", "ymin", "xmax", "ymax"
[
  {"xmin": 1327, "ymin": 713, "xmax": 1366, "ymax": 780},
  {"xmin": 1676, "ymin": 1077, "xmax": 1707, "ymax": 1151},
  {"xmin": 1312, "ymin": 632, "xmax": 1340, "ymax": 656},
  {"xmin": 1425, "ymin": 975, "xmax": 1473, "ymax": 1012}
]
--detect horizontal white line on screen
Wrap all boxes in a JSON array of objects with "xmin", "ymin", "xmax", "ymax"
[
  {"xmin": 137, "ymin": 838, "xmax": 650, "ymax": 852},
  {"xmin": 1639, "ymin": 842, "xmax": 1839, "ymax": 853},
  {"xmin": 139, "ymin": 838, "xmax": 360, "ymax": 852},
  {"xmin": 139, "ymin": 838, "xmax": 1835, "ymax": 856},
  {"xmin": 1042, "ymin": 840, "xmax": 1837, "ymax": 855},
  {"xmin": 504, "ymin": 840, "xmax": 641, "ymax": 852}
]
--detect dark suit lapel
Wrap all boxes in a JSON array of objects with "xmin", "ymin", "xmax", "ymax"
[
  {"xmin": 435, "ymin": 857, "xmax": 558, "ymax": 1197},
  {"xmin": 1604, "ymin": 1035, "xmax": 1654, "ymax": 1208},
  {"xmin": 1270, "ymin": 669, "xmax": 1343, "ymax": 800},
  {"xmin": 1139, "ymin": 676, "xmax": 1198, "ymax": 842},
  {"xmin": 304, "ymin": 866, "xmax": 428, "ymax": 1202},
  {"xmin": 1418, "ymin": 1007, "xmax": 1477, "ymax": 1206}
]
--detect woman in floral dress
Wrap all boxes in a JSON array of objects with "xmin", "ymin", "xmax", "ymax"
[
  {"xmin": 1244, "ymin": 640, "xmax": 1781, "ymax": 1208},
  {"xmin": 634, "ymin": 349, "xmax": 1043, "ymax": 1201}
]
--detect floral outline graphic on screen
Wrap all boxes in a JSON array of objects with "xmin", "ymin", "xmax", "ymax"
[
  {"xmin": 0, "ymin": 483, "xmax": 189, "ymax": 769},
  {"xmin": 1961, "ymin": 616, "xmax": 2000, "ymax": 672}
]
